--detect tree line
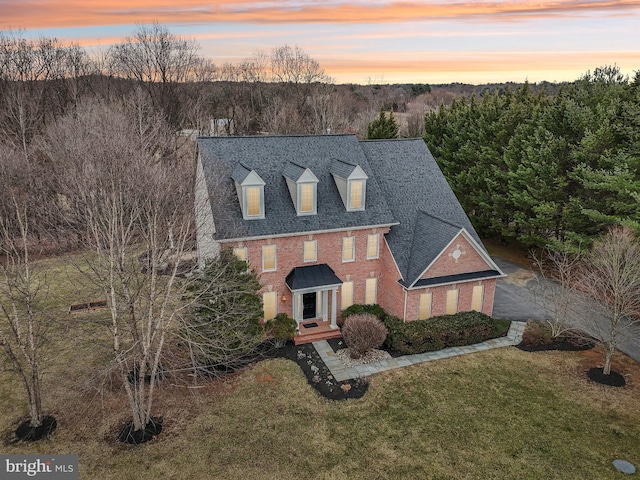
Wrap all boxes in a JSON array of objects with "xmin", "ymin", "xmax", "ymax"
[{"xmin": 424, "ymin": 65, "xmax": 640, "ymax": 248}]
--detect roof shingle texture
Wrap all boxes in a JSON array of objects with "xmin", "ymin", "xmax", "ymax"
[
  {"xmin": 198, "ymin": 135, "xmax": 396, "ymax": 239},
  {"xmin": 359, "ymin": 138, "xmax": 485, "ymax": 285}
]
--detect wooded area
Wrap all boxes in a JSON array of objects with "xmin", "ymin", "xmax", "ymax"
[{"xmin": 425, "ymin": 66, "xmax": 640, "ymax": 248}]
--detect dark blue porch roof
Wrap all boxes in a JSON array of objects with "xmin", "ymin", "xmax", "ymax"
[{"xmin": 285, "ymin": 264, "xmax": 342, "ymax": 291}]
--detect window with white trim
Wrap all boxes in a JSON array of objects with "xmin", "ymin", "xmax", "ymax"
[
  {"xmin": 471, "ymin": 285, "xmax": 484, "ymax": 312},
  {"xmin": 348, "ymin": 179, "xmax": 365, "ymax": 210},
  {"xmin": 262, "ymin": 244, "xmax": 276, "ymax": 272},
  {"xmin": 419, "ymin": 292, "xmax": 432, "ymax": 320},
  {"xmin": 233, "ymin": 247, "xmax": 247, "ymax": 262},
  {"xmin": 342, "ymin": 236, "xmax": 355, "ymax": 262},
  {"xmin": 341, "ymin": 281, "xmax": 354, "ymax": 309},
  {"xmin": 246, "ymin": 186, "xmax": 262, "ymax": 217},
  {"xmin": 365, "ymin": 278, "xmax": 377, "ymax": 305},
  {"xmin": 446, "ymin": 289, "xmax": 459, "ymax": 315},
  {"xmin": 263, "ymin": 292, "xmax": 277, "ymax": 320},
  {"xmin": 300, "ymin": 183, "xmax": 315, "ymax": 214},
  {"xmin": 303, "ymin": 240, "xmax": 317, "ymax": 262},
  {"xmin": 366, "ymin": 234, "xmax": 380, "ymax": 259}
]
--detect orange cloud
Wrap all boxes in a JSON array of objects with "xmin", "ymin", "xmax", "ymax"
[
  {"xmin": 2, "ymin": 1, "xmax": 640, "ymax": 29},
  {"xmin": 321, "ymin": 49, "xmax": 640, "ymax": 83}
]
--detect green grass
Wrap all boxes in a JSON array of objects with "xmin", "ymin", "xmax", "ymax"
[
  {"xmin": 2, "ymin": 348, "xmax": 639, "ymax": 479},
  {"xmin": 2, "ymin": 254, "xmax": 640, "ymax": 479}
]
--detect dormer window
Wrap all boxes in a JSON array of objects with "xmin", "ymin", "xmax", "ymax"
[
  {"xmin": 330, "ymin": 158, "xmax": 368, "ymax": 212},
  {"xmin": 232, "ymin": 162, "xmax": 265, "ymax": 220},
  {"xmin": 283, "ymin": 162, "xmax": 318, "ymax": 216},
  {"xmin": 300, "ymin": 183, "xmax": 314, "ymax": 213},
  {"xmin": 246, "ymin": 186, "xmax": 262, "ymax": 216},
  {"xmin": 349, "ymin": 179, "xmax": 365, "ymax": 210}
]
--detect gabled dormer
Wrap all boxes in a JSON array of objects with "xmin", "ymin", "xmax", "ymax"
[
  {"xmin": 232, "ymin": 162, "xmax": 265, "ymax": 220},
  {"xmin": 283, "ymin": 161, "xmax": 318, "ymax": 216},
  {"xmin": 330, "ymin": 158, "xmax": 368, "ymax": 211}
]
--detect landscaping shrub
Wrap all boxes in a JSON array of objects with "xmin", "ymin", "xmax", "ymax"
[
  {"xmin": 342, "ymin": 304, "xmax": 510, "ymax": 355},
  {"xmin": 382, "ymin": 311, "xmax": 509, "ymax": 355},
  {"xmin": 266, "ymin": 313, "xmax": 297, "ymax": 348},
  {"xmin": 342, "ymin": 313, "xmax": 388, "ymax": 359},
  {"xmin": 341, "ymin": 304, "xmax": 387, "ymax": 322}
]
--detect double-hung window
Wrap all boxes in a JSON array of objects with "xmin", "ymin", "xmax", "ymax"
[
  {"xmin": 446, "ymin": 289, "xmax": 459, "ymax": 315},
  {"xmin": 341, "ymin": 281, "xmax": 354, "ymax": 309},
  {"xmin": 342, "ymin": 236, "xmax": 355, "ymax": 262},
  {"xmin": 365, "ymin": 278, "xmax": 378, "ymax": 305},
  {"xmin": 419, "ymin": 292, "xmax": 432, "ymax": 320},
  {"xmin": 263, "ymin": 292, "xmax": 277, "ymax": 320},
  {"xmin": 471, "ymin": 285, "xmax": 484, "ymax": 311},
  {"xmin": 262, "ymin": 245, "xmax": 276, "ymax": 272},
  {"xmin": 366, "ymin": 234, "xmax": 379, "ymax": 259},
  {"xmin": 303, "ymin": 240, "xmax": 317, "ymax": 262}
]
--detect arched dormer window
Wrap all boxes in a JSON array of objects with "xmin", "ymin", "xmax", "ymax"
[
  {"xmin": 283, "ymin": 162, "xmax": 318, "ymax": 216},
  {"xmin": 232, "ymin": 162, "xmax": 266, "ymax": 220}
]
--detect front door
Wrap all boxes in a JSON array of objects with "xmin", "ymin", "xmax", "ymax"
[{"xmin": 302, "ymin": 292, "xmax": 316, "ymax": 320}]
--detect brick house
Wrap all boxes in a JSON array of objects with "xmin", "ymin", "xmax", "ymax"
[{"xmin": 195, "ymin": 134, "xmax": 505, "ymax": 344}]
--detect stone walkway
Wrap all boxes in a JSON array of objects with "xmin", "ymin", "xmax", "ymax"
[{"xmin": 313, "ymin": 320, "xmax": 527, "ymax": 382}]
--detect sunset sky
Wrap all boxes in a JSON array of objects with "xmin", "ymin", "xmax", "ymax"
[{"xmin": 1, "ymin": 0, "xmax": 639, "ymax": 84}]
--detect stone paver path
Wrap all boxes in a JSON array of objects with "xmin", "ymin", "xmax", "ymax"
[{"xmin": 313, "ymin": 321, "xmax": 527, "ymax": 382}]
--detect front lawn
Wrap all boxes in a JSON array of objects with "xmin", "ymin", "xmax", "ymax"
[
  {"xmin": 2, "ymin": 254, "xmax": 639, "ymax": 479},
  {"xmin": 2, "ymin": 345, "xmax": 639, "ymax": 479}
]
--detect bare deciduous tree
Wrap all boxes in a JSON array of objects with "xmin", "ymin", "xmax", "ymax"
[
  {"xmin": 578, "ymin": 227, "xmax": 640, "ymax": 375},
  {"xmin": 108, "ymin": 22, "xmax": 215, "ymax": 129},
  {"xmin": 270, "ymin": 45, "xmax": 328, "ymax": 85},
  {"xmin": 0, "ymin": 146, "xmax": 54, "ymax": 433},
  {"xmin": 0, "ymin": 32, "xmax": 69, "ymax": 160},
  {"xmin": 46, "ymin": 96, "xmax": 196, "ymax": 437},
  {"xmin": 530, "ymin": 245, "xmax": 583, "ymax": 338}
]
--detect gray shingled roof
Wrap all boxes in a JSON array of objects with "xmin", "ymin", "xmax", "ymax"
[
  {"xmin": 198, "ymin": 135, "xmax": 396, "ymax": 239},
  {"xmin": 282, "ymin": 161, "xmax": 308, "ymax": 182},
  {"xmin": 360, "ymin": 138, "xmax": 486, "ymax": 286},
  {"xmin": 231, "ymin": 162, "xmax": 252, "ymax": 184},
  {"xmin": 198, "ymin": 135, "xmax": 492, "ymax": 288},
  {"xmin": 330, "ymin": 158, "xmax": 358, "ymax": 179}
]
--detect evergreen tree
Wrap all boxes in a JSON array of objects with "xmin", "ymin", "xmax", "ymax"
[
  {"xmin": 367, "ymin": 106, "xmax": 399, "ymax": 139},
  {"xmin": 182, "ymin": 248, "xmax": 265, "ymax": 374}
]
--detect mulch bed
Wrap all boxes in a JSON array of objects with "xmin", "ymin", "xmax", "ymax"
[
  {"xmin": 117, "ymin": 417, "xmax": 163, "ymax": 445},
  {"xmin": 14, "ymin": 415, "xmax": 57, "ymax": 442},
  {"xmin": 516, "ymin": 324, "xmax": 596, "ymax": 352},
  {"xmin": 587, "ymin": 367, "xmax": 626, "ymax": 387},
  {"xmin": 517, "ymin": 322, "xmax": 631, "ymax": 388},
  {"xmin": 266, "ymin": 340, "xmax": 369, "ymax": 401}
]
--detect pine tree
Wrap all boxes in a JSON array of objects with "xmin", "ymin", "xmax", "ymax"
[{"xmin": 367, "ymin": 106, "xmax": 399, "ymax": 139}]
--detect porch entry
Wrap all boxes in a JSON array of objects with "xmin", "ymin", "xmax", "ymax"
[{"xmin": 285, "ymin": 264, "xmax": 342, "ymax": 330}]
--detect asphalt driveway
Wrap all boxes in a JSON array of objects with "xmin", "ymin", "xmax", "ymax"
[{"xmin": 492, "ymin": 256, "xmax": 640, "ymax": 364}]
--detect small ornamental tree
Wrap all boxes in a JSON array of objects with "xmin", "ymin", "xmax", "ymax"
[
  {"xmin": 577, "ymin": 226, "xmax": 640, "ymax": 376},
  {"xmin": 0, "ymin": 149, "xmax": 57, "ymax": 440},
  {"xmin": 342, "ymin": 313, "xmax": 388, "ymax": 359},
  {"xmin": 530, "ymin": 245, "xmax": 583, "ymax": 338},
  {"xmin": 182, "ymin": 248, "xmax": 265, "ymax": 374},
  {"xmin": 367, "ymin": 106, "xmax": 399, "ymax": 139}
]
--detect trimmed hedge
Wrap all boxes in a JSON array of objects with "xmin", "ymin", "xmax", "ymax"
[{"xmin": 342, "ymin": 305, "xmax": 511, "ymax": 355}]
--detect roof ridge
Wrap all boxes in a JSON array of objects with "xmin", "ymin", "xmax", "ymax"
[
  {"xmin": 416, "ymin": 209, "xmax": 464, "ymax": 230},
  {"xmin": 288, "ymin": 160, "xmax": 307, "ymax": 169}
]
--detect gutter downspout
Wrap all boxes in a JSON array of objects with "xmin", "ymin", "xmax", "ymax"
[{"xmin": 403, "ymin": 288, "xmax": 408, "ymax": 322}]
